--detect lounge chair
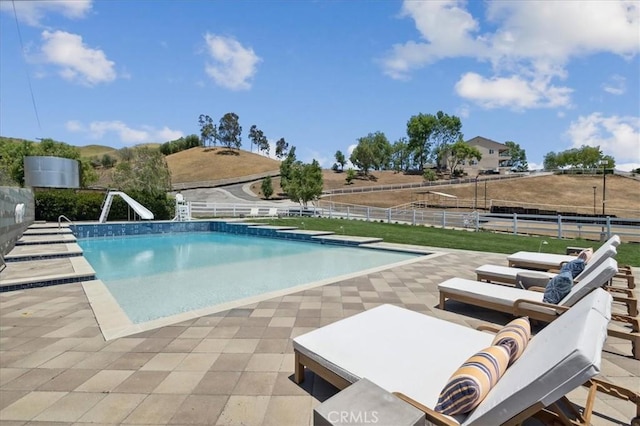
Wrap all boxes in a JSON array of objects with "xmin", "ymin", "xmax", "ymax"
[
  {"xmin": 477, "ymin": 244, "xmax": 617, "ymax": 286},
  {"xmin": 248, "ymin": 207, "xmax": 260, "ymax": 217},
  {"xmin": 438, "ymin": 258, "xmax": 639, "ymax": 359},
  {"xmin": 294, "ymin": 289, "xmax": 639, "ymax": 425},
  {"xmin": 267, "ymin": 207, "xmax": 278, "ymax": 217},
  {"xmin": 506, "ymin": 235, "xmax": 634, "ymax": 288},
  {"xmin": 507, "ymin": 235, "xmax": 620, "ymax": 269},
  {"xmin": 476, "ymin": 244, "xmax": 637, "ymax": 316}
]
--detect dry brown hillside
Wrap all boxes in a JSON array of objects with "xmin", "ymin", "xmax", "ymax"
[
  {"xmin": 166, "ymin": 147, "xmax": 281, "ymax": 183},
  {"xmin": 321, "ymin": 173, "xmax": 640, "ymax": 217}
]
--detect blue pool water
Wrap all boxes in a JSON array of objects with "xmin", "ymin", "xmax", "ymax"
[{"xmin": 79, "ymin": 232, "xmax": 419, "ymax": 324}]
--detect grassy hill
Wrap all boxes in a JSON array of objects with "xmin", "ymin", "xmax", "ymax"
[
  {"xmin": 77, "ymin": 144, "xmax": 118, "ymax": 158},
  {"xmin": 166, "ymin": 147, "xmax": 281, "ymax": 183},
  {"xmin": 322, "ymin": 172, "xmax": 640, "ymax": 216}
]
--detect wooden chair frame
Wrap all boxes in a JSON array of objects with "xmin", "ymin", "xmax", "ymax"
[{"xmin": 439, "ymin": 289, "xmax": 639, "ymax": 360}]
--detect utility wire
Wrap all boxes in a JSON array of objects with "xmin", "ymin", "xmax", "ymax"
[{"xmin": 11, "ymin": 0, "xmax": 42, "ymax": 132}]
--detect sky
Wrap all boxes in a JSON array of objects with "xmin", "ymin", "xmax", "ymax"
[{"xmin": 1, "ymin": 0, "xmax": 639, "ymax": 171}]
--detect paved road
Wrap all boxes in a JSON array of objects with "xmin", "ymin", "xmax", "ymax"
[{"xmin": 176, "ymin": 182, "xmax": 296, "ymax": 206}]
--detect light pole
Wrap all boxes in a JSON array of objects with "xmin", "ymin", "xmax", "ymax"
[
  {"xmin": 592, "ymin": 186, "xmax": 596, "ymax": 215},
  {"xmin": 474, "ymin": 176, "xmax": 479, "ymax": 210},
  {"xmin": 600, "ymin": 160, "xmax": 607, "ymax": 216},
  {"xmin": 484, "ymin": 180, "xmax": 487, "ymax": 210}
]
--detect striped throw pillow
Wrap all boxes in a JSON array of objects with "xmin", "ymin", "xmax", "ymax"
[
  {"xmin": 435, "ymin": 345, "xmax": 510, "ymax": 416},
  {"xmin": 578, "ymin": 247, "xmax": 593, "ymax": 263},
  {"xmin": 491, "ymin": 317, "xmax": 531, "ymax": 365}
]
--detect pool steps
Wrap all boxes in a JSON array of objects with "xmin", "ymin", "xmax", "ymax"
[{"xmin": 0, "ymin": 220, "xmax": 403, "ymax": 292}]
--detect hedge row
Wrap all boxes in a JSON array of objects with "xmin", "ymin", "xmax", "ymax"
[{"xmin": 35, "ymin": 189, "xmax": 174, "ymax": 222}]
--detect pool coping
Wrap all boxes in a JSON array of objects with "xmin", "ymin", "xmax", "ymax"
[
  {"xmin": 0, "ymin": 256, "xmax": 96, "ymax": 292},
  {"xmin": 4, "ymin": 242, "xmax": 84, "ymax": 262},
  {"xmin": 84, "ymin": 247, "xmax": 449, "ymax": 340}
]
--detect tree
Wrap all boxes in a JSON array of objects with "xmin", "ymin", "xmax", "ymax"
[
  {"xmin": 259, "ymin": 138, "xmax": 270, "ymax": 156},
  {"xmin": 350, "ymin": 132, "xmax": 392, "ymax": 175},
  {"xmin": 423, "ymin": 169, "xmax": 436, "ymax": 181},
  {"xmin": 543, "ymin": 151, "xmax": 559, "ymax": 170},
  {"xmin": 113, "ymin": 147, "xmax": 171, "ymax": 196},
  {"xmin": 248, "ymin": 125, "xmax": 268, "ymax": 154},
  {"xmin": 198, "ymin": 114, "xmax": 216, "ymax": 147},
  {"xmin": 345, "ymin": 168, "xmax": 356, "ymax": 184},
  {"xmin": 543, "ymin": 146, "xmax": 615, "ymax": 170},
  {"xmin": 406, "ymin": 111, "xmax": 463, "ymax": 171},
  {"xmin": 101, "ymin": 153, "xmax": 116, "ymax": 168},
  {"xmin": 279, "ymin": 146, "xmax": 297, "ymax": 193},
  {"xmin": 261, "ymin": 175, "xmax": 273, "ymax": 199},
  {"xmin": 275, "ymin": 138, "xmax": 289, "ymax": 159},
  {"xmin": 504, "ymin": 141, "xmax": 528, "ymax": 171},
  {"xmin": 286, "ymin": 159, "xmax": 324, "ymax": 207},
  {"xmin": 218, "ymin": 112, "xmax": 242, "ymax": 150},
  {"xmin": 0, "ymin": 137, "xmax": 97, "ymax": 187},
  {"xmin": 406, "ymin": 113, "xmax": 437, "ymax": 171},
  {"xmin": 159, "ymin": 134, "xmax": 201, "ymax": 155},
  {"xmin": 390, "ymin": 137, "xmax": 411, "ymax": 173},
  {"xmin": 118, "ymin": 147, "xmax": 135, "ymax": 162},
  {"xmin": 431, "ymin": 111, "xmax": 463, "ymax": 168},
  {"xmin": 334, "ymin": 150, "xmax": 346, "ymax": 171},
  {"xmin": 444, "ymin": 140, "xmax": 482, "ymax": 174}
]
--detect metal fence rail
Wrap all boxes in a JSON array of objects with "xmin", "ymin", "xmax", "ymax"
[{"xmin": 321, "ymin": 173, "xmax": 529, "ymax": 196}]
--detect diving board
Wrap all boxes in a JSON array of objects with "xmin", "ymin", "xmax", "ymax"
[{"xmin": 99, "ymin": 191, "xmax": 154, "ymax": 223}]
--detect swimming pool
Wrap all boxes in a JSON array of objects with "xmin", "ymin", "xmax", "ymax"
[{"xmin": 79, "ymin": 232, "xmax": 422, "ymax": 324}]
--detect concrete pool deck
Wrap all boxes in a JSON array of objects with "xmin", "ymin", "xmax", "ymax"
[{"xmin": 0, "ymin": 226, "xmax": 638, "ymax": 425}]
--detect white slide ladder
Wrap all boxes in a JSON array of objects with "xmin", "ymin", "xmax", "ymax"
[{"xmin": 99, "ymin": 191, "xmax": 155, "ymax": 223}]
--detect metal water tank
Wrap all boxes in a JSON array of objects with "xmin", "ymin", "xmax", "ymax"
[{"xmin": 24, "ymin": 156, "xmax": 80, "ymax": 188}]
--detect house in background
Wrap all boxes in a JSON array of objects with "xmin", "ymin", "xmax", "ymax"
[{"xmin": 461, "ymin": 136, "xmax": 513, "ymax": 175}]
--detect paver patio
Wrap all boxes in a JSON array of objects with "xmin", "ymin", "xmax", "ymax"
[{"xmin": 1, "ymin": 244, "xmax": 637, "ymax": 425}]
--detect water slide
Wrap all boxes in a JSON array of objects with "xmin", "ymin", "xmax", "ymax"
[{"xmin": 99, "ymin": 191, "xmax": 154, "ymax": 223}]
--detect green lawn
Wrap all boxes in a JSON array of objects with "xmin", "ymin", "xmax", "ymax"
[{"xmin": 257, "ymin": 217, "xmax": 640, "ymax": 266}]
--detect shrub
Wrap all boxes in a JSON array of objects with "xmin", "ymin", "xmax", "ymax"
[
  {"xmin": 35, "ymin": 189, "xmax": 173, "ymax": 222},
  {"xmin": 423, "ymin": 169, "xmax": 436, "ymax": 181},
  {"xmin": 346, "ymin": 168, "xmax": 356, "ymax": 184}
]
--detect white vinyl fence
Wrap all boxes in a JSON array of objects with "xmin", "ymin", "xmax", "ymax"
[{"xmin": 184, "ymin": 201, "xmax": 640, "ymax": 242}]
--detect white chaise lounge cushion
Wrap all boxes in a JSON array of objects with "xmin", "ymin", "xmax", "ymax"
[
  {"xmin": 293, "ymin": 304, "xmax": 494, "ymax": 412},
  {"xmin": 507, "ymin": 251, "xmax": 576, "ymax": 267},
  {"xmin": 294, "ymin": 290, "xmax": 612, "ymax": 425},
  {"xmin": 440, "ymin": 258, "xmax": 618, "ymax": 313},
  {"xmin": 476, "ymin": 245, "xmax": 616, "ymax": 284},
  {"xmin": 464, "ymin": 288, "xmax": 611, "ymax": 424},
  {"xmin": 507, "ymin": 234, "xmax": 620, "ymax": 268},
  {"xmin": 476, "ymin": 264, "xmax": 555, "ymax": 282}
]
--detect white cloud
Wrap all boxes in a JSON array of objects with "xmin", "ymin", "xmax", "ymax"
[
  {"xmin": 455, "ymin": 72, "xmax": 572, "ymax": 109},
  {"xmin": 456, "ymin": 104, "xmax": 470, "ymax": 118},
  {"xmin": 383, "ymin": 0, "xmax": 640, "ymax": 110},
  {"xmin": 0, "ymin": 0, "xmax": 92, "ymax": 27},
  {"xmin": 527, "ymin": 162, "xmax": 543, "ymax": 171},
  {"xmin": 565, "ymin": 113, "xmax": 640, "ymax": 164},
  {"xmin": 616, "ymin": 163, "xmax": 640, "ymax": 172},
  {"xmin": 382, "ymin": 1, "xmax": 486, "ymax": 79},
  {"xmin": 301, "ymin": 149, "xmax": 329, "ymax": 168},
  {"xmin": 203, "ymin": 33, "xmax": 261, "ymax": 90},
  {"xmin": 602, "ymin": 74, "xmax": 626, "ymax": 95},
  {"xmin": 40, "ymin": 30, "xmax": 116, "ymax": 85},
  {"xmin": 66, "ymin": 120, "xmax": 183, "ymax": 144}
]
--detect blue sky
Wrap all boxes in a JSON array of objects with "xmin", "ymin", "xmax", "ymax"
[{"xmin": 1, "ymin": 0, "xmax": 638, "ymax": 171}]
